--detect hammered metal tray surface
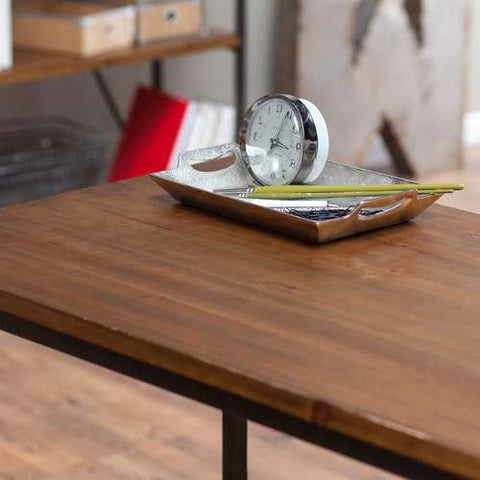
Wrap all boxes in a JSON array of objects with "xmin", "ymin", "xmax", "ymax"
[{"xmin": 151, "ymin": 143, "xmax": 441, "ymax": 243}]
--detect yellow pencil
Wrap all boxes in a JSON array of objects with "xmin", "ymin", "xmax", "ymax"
[
  {"xmin": 215, "ymin": 184, "xmax": 463, "ymax": 200},
  {"xmin": 253, "ymin": 183, "xmax": 464, "ymax": 194},
  {"xmin": 247, "ymin": 189, "xmax": 454, "ymax": 200}
]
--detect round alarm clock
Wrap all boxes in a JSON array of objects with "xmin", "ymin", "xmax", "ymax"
[{"xmin": 238, "ymin": 94, "xmax": 329, "ymax": 186}]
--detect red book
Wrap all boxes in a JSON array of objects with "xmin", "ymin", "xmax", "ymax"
[{"xmin": 109, "ymin": 87, "xmax": 192, "ymax": 182}]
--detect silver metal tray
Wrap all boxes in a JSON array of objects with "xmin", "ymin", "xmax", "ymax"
[{"xmin": 151, "ymin": 143, "xmax": 441, "ymax": 243}]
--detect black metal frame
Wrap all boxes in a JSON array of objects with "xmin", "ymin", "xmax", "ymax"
[
  {"xmin": 151, "ymin": 59, "xmax": 163, "ymax": 91},
  {"xmin": 92, "ymin": 70, "xmax": 125, "ymax": 130},
  {"xmin": 92, "ymin": 0, "xmax": 247, "ymax": 132},
  {"xmin": 223, "ymin": 412, "xmax": 247, "ymax": 480},
  {"xmin": 235, "ymin": 0, "xmax": 247, "ymax": 129},
  {"xmin": 0, "ymin": 313, "xmax": 466, "ymax": 480}
]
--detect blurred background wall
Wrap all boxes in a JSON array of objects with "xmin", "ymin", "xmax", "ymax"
[
  {"xmin": 0, "ymin": 0, "xmax": 478, "ymax": 144},
  {"xmin": 471, "ymin": 1, "xmax": 480, "ymax": 112}
]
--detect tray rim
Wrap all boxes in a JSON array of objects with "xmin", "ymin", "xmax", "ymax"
[{"xmin": 150, "ymin": 160, "xmax": 442, "ymax": 244}]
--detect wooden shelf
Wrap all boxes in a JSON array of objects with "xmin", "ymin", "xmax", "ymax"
[{"xmin": 0, "ymin": 30, "xmax": 241, "ymax": 88}]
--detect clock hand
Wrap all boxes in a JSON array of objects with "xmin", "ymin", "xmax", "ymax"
[
  {"xmin": 274, "ymin": 113, "xmax": 289, "ymax": 142},
  {"xmin": 269, "ymin": 113, "xmax": 290, "ymax": 152},
  {"xmin": 271, "ymin": 138, "xmax": 290, "ymax": 150}
]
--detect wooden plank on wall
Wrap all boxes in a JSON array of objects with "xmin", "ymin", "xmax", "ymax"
[{"xmin": 276, "ymin": 0, "xmax": 471, "ymax": 176}]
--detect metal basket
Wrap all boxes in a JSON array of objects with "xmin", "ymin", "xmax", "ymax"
[{"xmin": 0, "ymin": 116, "xmax": 110, "ymax": 207}]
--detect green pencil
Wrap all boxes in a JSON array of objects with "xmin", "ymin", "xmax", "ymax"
[
  {"xmin": 215, "ymin": 183, "xmax": 463, "ymax": 200},
  {"xmin": 253, "ymin": 183, "xmax": 464, "ymax": 194},
  {"xmin": 247, "ymin": 189, "xmax": 454, "ymax": 200}
]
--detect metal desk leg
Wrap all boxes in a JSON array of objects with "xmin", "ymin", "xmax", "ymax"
[{"xmin": 223, "ymin": 411, "xmax": 248, "ymax": 480}]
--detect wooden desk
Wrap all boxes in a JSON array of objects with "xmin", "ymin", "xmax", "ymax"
[{"xmin": 1, "ymin": 177, "xmax": 480, "ymax": 480}]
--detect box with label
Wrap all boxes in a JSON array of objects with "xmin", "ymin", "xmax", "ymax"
[
  {"xmin": 13, "ymin": 0, "xmax": 136, "ymax": 57},
  {"xmin": 136, "ymin": 0, "xmax": 204, "ymax": 44}
]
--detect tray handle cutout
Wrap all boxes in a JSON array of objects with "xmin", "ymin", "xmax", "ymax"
[
  {"xmin": 173, "ymin": 143, "xmax": 253, "ymax": 190},
  {"xmin": 349, "ymin": 190, "xmax": 420, "ymax": 224},
  {"xmin": 180, "ymin": 143, "xmax": 242, "ymax": 170}
]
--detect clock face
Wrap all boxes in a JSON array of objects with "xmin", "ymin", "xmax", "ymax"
[{"xmin": 244, "ymin": 98, "xmax": 304, "ymax": 185}]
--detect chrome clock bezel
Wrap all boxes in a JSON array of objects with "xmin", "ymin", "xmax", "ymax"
[{"xmin": 238, "ymin": 94, "xmax": 319, "ymax": 186}]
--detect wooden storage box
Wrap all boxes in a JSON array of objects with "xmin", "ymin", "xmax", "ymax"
[
  {"xmin": 13, "ymin": 1, "xmax": 136, "ymax": 57},
  {"xmin": 137, "ymin": 0, "xmax": 204, "ymax": 44}
]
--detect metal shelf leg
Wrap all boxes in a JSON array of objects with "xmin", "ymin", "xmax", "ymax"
[
  {"xmin": 235, "ymin": 0, "xmax": 247, "ymax": 129},
  {"xmin": 151, "ymin": 59, "xmax": 163, "ymax": 91},
  {"xmin": 92, "ymin": 69, "xmax": 125, "ymax": 130}
]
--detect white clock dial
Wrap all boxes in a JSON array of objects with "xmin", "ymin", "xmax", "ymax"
[
  {"xmin": 239, "ymin": 94, "xmax": 329, "ymax": 186},
  {"xmin": 245, "ymin": 98, "xmax": 304, "ymax": 186}
]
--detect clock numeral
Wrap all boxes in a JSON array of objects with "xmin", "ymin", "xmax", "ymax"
[
  {"xmin": 296, "ymin": 142, "xmax": 302, "ymax": 151},
  {"xmin": 293, "ymin": 125, "xmax": 299, "ymax": 134},
  {"xmin": 253, "ymin": 131, "xmax": 259, "ymax": 141},
  {"xmin": 281, "ymin": 170, "xmax": 287, "ymax": 180},
  {"xmin": 268, "ymin": 106, "xmax": 272, "ymax": 115},
  {"xmin": 276, "ymin": 104, "xmax": 283, "ymax": 114},
  {"xmin": 258, "ymin": 116, "xmax": 263, "ymax": 125},
  {"xmin": 270, "ymin": 172, "xmax": 276, "ymax": 180},
  {"xmin": 290, "ymin": 159, "xmax": 296, "ymax": 168},
  {"xmin": 286, "ymin": 111, "xmax": 293, "ymax": 120}
]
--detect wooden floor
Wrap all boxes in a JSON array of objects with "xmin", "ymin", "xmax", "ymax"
[
  {"xmin": 0, "ymin": 331, "xmax": 402, "ymax": 480},
  {"xmin": 1, "ymin": 147, "xmax": 478, "ymax": 480},
  {"xmin": 421, "ymin": 147, "xmax": 480, "ymax": 213}
]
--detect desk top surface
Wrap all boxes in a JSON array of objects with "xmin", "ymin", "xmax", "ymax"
[{"xmin": 1, "ymin": 177, "xmax": 480, "ymax": 477}]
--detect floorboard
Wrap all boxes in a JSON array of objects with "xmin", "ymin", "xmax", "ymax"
[{"xmin": 0, "ymin": 330, "xmax": 401, "ymax": 479}]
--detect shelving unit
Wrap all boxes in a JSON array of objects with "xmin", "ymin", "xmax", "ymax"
[
  {"xmin": 0, "ymin": 1, "xmax": 247, "ymax": 129},
  {"xmin": 0, "ymin": 31, "xmax": 241, "ymax": 87}
]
